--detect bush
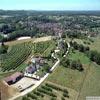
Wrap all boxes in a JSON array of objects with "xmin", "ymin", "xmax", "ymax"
[
  {"xmin": 37, "ymin": 88, "xmax": 57, "ymax": 97},
  {"xmin": 22, "ymin": 96, "xmax": 30, "ymax": 100},
  {"xmin": 27, "ymin": 93, "xmax": 38, "ymax": 99},
  {"xmin": 33, "ymin": 91, "xmax": 44, "ymax": 97},
  {"xmin": 63, "ymin": 93, "xmax": 68, "ymax": 97},
  {"xmin": 61, "ymin": 97, "xmax": 65, "ymax": 100},
  {"xmin": 0, "ymin": 44, "xmax": 8, "ymax": 54},
  {"xmin": 71, "ymin": 60, "xmax": 83, "ymax": 71},
  {"xmin": 63, "ymin": 89, "xmax": 68, "ymax": 94},
  {"xmin": 45, "ymin": 83, "xmax": 63, "ymax": 91},
  {"xmin": 41, "ymin": 85, "xmax": 52, "ymax": 92},
  {"xmin": 51, "ymin": 97, "xmax": 57, "ymax": 100}
]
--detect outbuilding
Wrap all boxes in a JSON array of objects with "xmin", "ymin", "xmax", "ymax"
[{"xmin": 4, "ymin": 72, "xmax": 24, "ymax": 85}]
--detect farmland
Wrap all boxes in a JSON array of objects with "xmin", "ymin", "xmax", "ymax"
[
  {"xmin": 9, "ymin": 35, "xmax": 100, "ymax": 100},
  {"xmin": 20, "ymin": 82, "xmax": 78, "ymax": 100},
  {"xmin": 0, "ymin": 42, "xmax": 32, "ymax": 72},
  {"xmin": 0, "ymin": 38, "xmax": 56, "ymax": 74}
]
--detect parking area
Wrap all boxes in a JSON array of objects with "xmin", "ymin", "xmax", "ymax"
[{"xmin": 11, "ymin": 77, "xmax": 38, "ymax": 92}]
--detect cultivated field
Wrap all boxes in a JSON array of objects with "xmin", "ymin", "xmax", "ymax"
[{"xmin": 5, "ymin": 36, "xmax": 52, "ymax": 46}]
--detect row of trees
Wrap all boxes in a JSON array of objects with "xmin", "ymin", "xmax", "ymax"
[
  {"xmin": 87, "ymin": 50, "xmax": 100, "ymax": 65},
  {"xmin": 0, "ymin": 42, "xmax": 32, "ymax": 71},
  {"xmin": 60, "ymin": 58, "xmax": 83, "ymax": 71},
  {"xmin": 70, "ymin": 41, "xmax": 90, "ymax": 52},
  {"xmin": 71, "ymin": 41, "xmax": 100, "ymax": 65},
  {"xmin": 2, "ymin": 29, "xmax": 37, "ymax": 42}
]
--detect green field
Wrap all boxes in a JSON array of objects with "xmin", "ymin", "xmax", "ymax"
[
  {"xmin": 68, "ymin": 50, "xmax": 90, "ymax": 64},
  {"xmin": 78, "ymin": 63, "xmax": 100, "ymax": 100},
  {"xmin": 47, "ymin": 51, "xmax": 90, "ymax": 91},
  {"xmin": 47, "ymin": 49, "xmax": 100, "ymax": 100}
]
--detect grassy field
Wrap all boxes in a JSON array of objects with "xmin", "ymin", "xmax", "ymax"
[
  {"xmin": 78, "ymin": 63, "xmax": 100, "ymax": 100},
  {"xmin": 47, "ymin": 65, "xmax": 87, "ymax": 92},
  {"xmin": 47, "ymin": 50, "xmax": 90, "ymax": 91},
  {"xmin": 89, "ymin": 36, "xmax": 100, "ymax": 52},
  {"xmin": 47, "ymin": 49, "xmax": 100, "ymax": 100},
  {"xmin": 68, "ymin": 37, "xmax": 100, "ymax": 100},
  {"xmin": 68, "ymin": 50, "xmax": 90, "ymax": 64}
]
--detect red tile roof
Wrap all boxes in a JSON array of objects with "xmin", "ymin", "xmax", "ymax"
[{"xmin": 4, "ymin": 72, "xmax": 23, "ymax": 83}]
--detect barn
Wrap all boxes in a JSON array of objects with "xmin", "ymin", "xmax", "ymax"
[{"xmin": 4, "ymin": 72, "xmax": 24, "ymax": 85}]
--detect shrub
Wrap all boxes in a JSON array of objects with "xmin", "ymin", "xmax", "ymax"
[
  {"xmin": 33, "ymin": 91, "xmax": 44, "ymax": 97},
  {"xmin": 45, "ymin": 83, "xmax": 63, "ymax": 91},
  {"xmin": 41, "ymin": 85, "xmax": 52, "ymax": 92},
  {"xmin": 61, "ymin": 97, "xmax": 65, "ymax": 100},
  {"xmin": 22, "ymin": 96, "xmax": 30, "ymax": 100},
  {"xmin": 27, "ymin": 93, "xmax": 38, "ymax": 99},
  {"xmin": 37, "ymin": 88, "xmax": 57, "ymax": 97},
  {"xmin": 63, "ymin": 93, "xmax": 69, "ymax": 98},
  {"xmin": 51, "ymin": 97, "xmax": 57, "ymax": 100}
]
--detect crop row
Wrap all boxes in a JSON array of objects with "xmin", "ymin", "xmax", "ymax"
[{"xmin": 0, "ymin": 42, "xmax": 32, "ymax": 72}]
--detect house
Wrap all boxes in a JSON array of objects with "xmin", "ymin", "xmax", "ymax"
[
  {"xmin": 25, "ymin": 65, "xmax": 36, "ymax": 74},
  {"xmin": 4, "ymin": 72, "xmax": 24, "ymax": 85},
  {"xmin": 31, "ymin": 56, "xmax": 45, "ymax": 65}
]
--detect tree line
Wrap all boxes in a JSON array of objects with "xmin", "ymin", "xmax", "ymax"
[
  {"xmin": 70, "ymin": 41, "xmax": 100, "ymax": 65},
  {"xmin": 60, "ymin": 57, "xmax": 83, "ymax": 71}
]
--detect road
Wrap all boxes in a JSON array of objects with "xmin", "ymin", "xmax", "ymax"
[
  {"xmin": 63, "ymin": 42, "xmax": 70, "ymax": 57},
  {"xmin": 9, "ymin": 41, "xmax": 70, "ymax": 100},
  {"xmin": 9, "ymin": 58, "xmax": 60, "ymax": 100}
]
